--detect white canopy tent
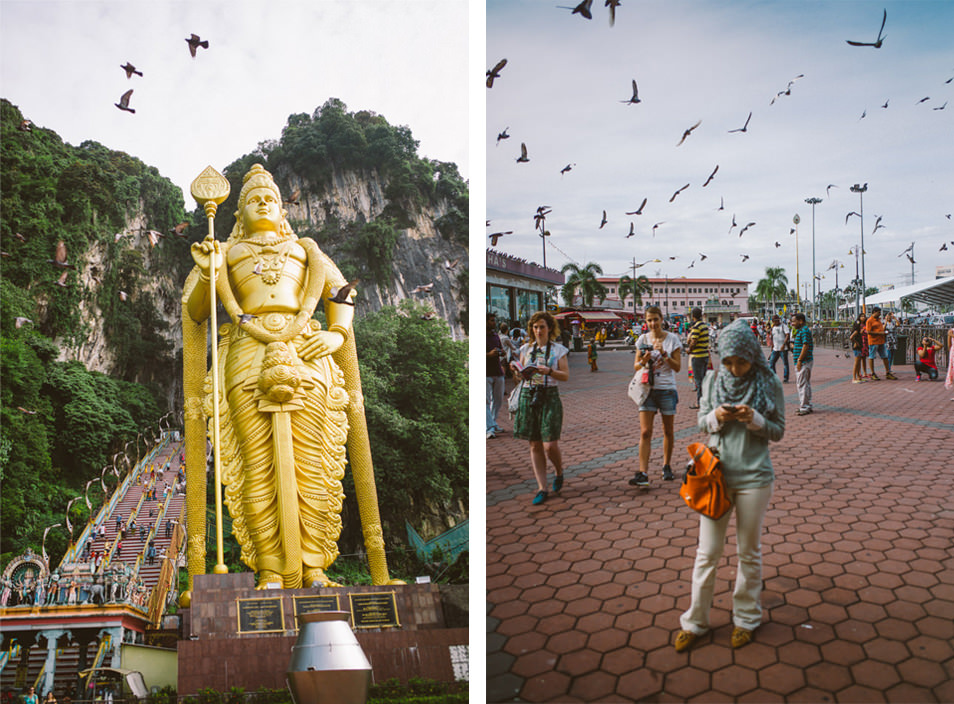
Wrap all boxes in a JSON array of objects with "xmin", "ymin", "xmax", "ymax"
[{"xmin": 862, "ymin": 276, "xmax": 954, "ymax": 309}]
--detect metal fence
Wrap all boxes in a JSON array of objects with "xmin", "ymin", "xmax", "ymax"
[{"xmin": 813, "ymin": 325, "xmax": 951, "ymax": 368}]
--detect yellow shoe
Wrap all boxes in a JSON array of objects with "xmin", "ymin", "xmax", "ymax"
[
  {"xmin": 674, "ymin": 630, "xmax": 698, "ymax": 652},
  {"xmin": 731, "ymin": 627, "xmax": 753, "ymax": 649}
]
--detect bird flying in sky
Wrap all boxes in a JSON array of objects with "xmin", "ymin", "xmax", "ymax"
[
  {"xmin": 115, "ymin": 89, "xmax": 135, "ymax": 113},
  {"xmin": 489, "ymin": 231, "xmax": 512, "ymax": 246},
  {"xmin": 186, "ymin": 33, "xmax": 209, "ymax": 58},
  {"xmin": 487, "ymin": 58, "xmax": 507, "ymax": 88},
  {"xmin": 626, "ymin": 198, "xmax": 648, "ymax": 216},
  {"xmin": 846, "ymin": 8, "xmax": 886, "ymax": 48},
  {"xmin": 703, "ymin": 165, "xmax": 719, "ymax": 187},
  {"xmin": 120, "ymin": 62, "xmax": 142, "ymax": 78},
  {"xmin": 669, "ymin": 183, "xmax": 690, "ymax": 202},
  {"xmin": 328, "ymin": 280, "xmax": 359, "ymax": 304},
  {"xmin": 557, "ymin": 0, "xmax": 593, "ymax": 20},
  {"xmin": 676, "ymin": 120, "xmax": 702, "ymax": 146},
  {"xmin": 728, "ymin": 112, "xmax": 752, "ymax": 133},
  {"xmin": 516, "ymin": 142, "xmax": 529, "ymax": 163},
  {"xmin": 621, "ymin": 79, "xmax": 641, "ymax": 105}
]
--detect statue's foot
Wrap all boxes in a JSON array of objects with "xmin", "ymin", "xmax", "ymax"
[
  {"xmin": 303, "ymin": 568, "xmax": 342, "ymax": 588},
  {"xmin": 255, "ymin": 571, "xmax": 282, "ymax": 590}
]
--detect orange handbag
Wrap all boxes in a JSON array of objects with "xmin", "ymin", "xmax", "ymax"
[{"xmin": 679, "ymin": 442, "xmax": 732, "ymax": 520}]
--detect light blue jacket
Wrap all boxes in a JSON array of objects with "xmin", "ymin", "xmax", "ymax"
[{"xmin": 697, "ymin": 372, "xmax": 785, "ymax": 489}]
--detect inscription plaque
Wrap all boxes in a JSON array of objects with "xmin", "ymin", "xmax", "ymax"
[
  {"xmin": 293, "ymin": 594, "xmax": 340, "ymax": 618},
  {"xmin": 237, "ymin": 596, "xmax": 285, "ymax": 634},
  {"xmin": 349, "ymin": 591, "xmax": 400, "ymax": 629}
]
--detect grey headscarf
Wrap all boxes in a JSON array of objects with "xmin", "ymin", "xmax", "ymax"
[{"xmin": 715, "ymin": 319, "xmax": 776, "ymax": 415}]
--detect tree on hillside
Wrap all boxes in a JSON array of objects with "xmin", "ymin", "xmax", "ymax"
[{"xmin": 561, "ymin": 262, "xmax": 607, "ymax": 307}]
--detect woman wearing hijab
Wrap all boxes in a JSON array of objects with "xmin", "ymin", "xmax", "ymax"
[{"xmin": 675, "ymin": 319, "xmax": 785, "ymax": 652}]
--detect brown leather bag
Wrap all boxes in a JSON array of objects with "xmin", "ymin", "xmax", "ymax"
[{"xmin": 679, "ymin": 442, "xmax": 732, "ymax": 520}]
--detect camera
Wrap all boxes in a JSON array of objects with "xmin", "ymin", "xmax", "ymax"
[
  {"xmin": 638, "ymin": 343, "xmax": 653, "ymax": 352},
  {"xmin": 529, "ymin": 387, "xmax": 546, "ymax": 408}
]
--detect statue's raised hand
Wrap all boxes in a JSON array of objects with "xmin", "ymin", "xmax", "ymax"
[
  {"xmin": 190, "ymin": 234, "xmax": 223, "ymax": 278},
  {"xmin": 297, "ymin": 330, "xmax": 345, "ymax": 361}
]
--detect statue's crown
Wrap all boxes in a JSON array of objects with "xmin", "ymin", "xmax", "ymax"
[{"xmin": 237, "ymin": 164, "xmax": 281, "ymax": 208}]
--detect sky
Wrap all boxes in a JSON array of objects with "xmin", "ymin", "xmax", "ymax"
[
  {"xmin": 0, "ymin": 0, "xmax": 469, "ymax": 203},
  {"xmin": 486, "ymin": 0, "xmax": 954, "ymax": 301}
]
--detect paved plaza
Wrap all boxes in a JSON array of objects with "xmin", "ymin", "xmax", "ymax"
[{"xmin": 487, "ymin": 341, "xmax": 954, "ymax": 702}]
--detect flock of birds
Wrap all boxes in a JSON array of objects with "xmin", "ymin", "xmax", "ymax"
[
  {"xmin": 487, "ymin": 6, "xmax": 953, "ymax": 288},
  {"xmin": 113, "ymin": 34, "xmax": 209, "ymax": 114},
  {"xmin": 8, "ymin": 28, "xmax": 465, "ymax": 322}
]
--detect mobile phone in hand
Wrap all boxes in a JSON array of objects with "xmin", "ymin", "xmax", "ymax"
[{"xmin": 722, "ymin": 405, "xmax": 738, "ymax": 413}]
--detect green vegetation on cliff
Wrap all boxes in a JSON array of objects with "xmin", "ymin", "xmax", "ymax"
[
  {"xmin": 1, "ymin": 98, "xmax": 467, "ymax": 580},
  {"xmin": 217, "ymin": 98, "xmax": 469, "ymax": 285},
  {"xmin": 1, "ymin": 98, "xmax": 186, "ymax": 565}
]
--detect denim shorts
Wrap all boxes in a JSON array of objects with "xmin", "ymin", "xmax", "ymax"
[
  {"xmin": 852, "ymin": 349, "xmax": 864, "ymax": 357},
  {"xmin": 639, "ymin": 388, "xmax": 679, "ymax": 415},
  {"xmin": 868, "ymin": 343, "xmax": 888, "ymax": 359}
]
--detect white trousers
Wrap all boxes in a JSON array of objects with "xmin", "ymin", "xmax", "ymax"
[
  {"xmin": 795, "ymin": 360, "xmax": 813, "ymax": 411},
  {"xmin": 680, "ymin": 482, "xmax": 774, "ymax": 634}
]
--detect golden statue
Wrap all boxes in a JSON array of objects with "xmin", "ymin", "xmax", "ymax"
[{"xmin": 182, "ymin": 164, "xmax": 397, "ymax": 591}]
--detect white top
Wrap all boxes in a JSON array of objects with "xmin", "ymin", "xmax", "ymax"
[
  {"xmin": 771, "ymin": 323, "xmax": 790, "ymax": 351},
  {"xmin": 518, "ymin": 341, "xmax": 569, "ymax": 387},
  {"xmin": 635, "ymin": 332, "xmax": 682, "ymax": 390}
]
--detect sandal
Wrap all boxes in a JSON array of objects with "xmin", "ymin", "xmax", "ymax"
[
  {"xmin": 674, "ymin": 630, "xmax": 698, "ymax": 652},
  {"xmin": 731, "ymin": 627, "xmax": 753, "ymax": 649}
]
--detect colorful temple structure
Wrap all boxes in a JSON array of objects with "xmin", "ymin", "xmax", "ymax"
[{"xmin": 0, "ymin": 433, "xmax": 186, "ymax": 698}]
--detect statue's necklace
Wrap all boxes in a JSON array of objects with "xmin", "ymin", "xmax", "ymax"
[{"xmin": 245, "ymin": 238, "xmax": 292, "ymax": 285}]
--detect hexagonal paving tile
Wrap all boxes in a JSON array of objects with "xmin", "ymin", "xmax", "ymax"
[{"xmin": 486, "ymin": 347, "xmax": 954, "ymax": 702}]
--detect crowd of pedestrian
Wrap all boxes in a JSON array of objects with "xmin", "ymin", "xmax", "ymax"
[{"xmin": 488, "ymin": 302, "xmax": 953, "ymax": 653}]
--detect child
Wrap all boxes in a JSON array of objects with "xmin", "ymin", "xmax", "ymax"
[{"xmin": 587, "ymin": 339, "xmax": 599, "ymax": 372}]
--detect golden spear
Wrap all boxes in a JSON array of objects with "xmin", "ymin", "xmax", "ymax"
[{"xmin": 190, "ymin": 165, "xmax": 231, "ymax": 575}]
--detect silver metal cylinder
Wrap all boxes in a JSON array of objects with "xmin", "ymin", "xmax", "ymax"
[{"xmin": 286, "ymin": 611, "xmax": 372, "ymax": 704}]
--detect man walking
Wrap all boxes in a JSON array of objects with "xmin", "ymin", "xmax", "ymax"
[
  {"xmin": 791, "ymin": 313, "xmax": 813, "ymax": 415},
  {"xmin": 865, "ymin": 307, "xmax": 896, "ymax": 380},
  {"xmin": 486, "ymin": 313, "xmax": 506, "ymax": 439},
  {"xmin": 687, "ymin": 308, "xmax": 710, "ymax": 409},
  {"xmin": 768, "ymin": 314, "xmax": 791, "ymax": 382}
]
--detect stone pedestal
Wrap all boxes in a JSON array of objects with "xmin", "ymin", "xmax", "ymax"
[{"xmin": 176, "ymin": 573, "xmax": 467, "ymax": 696}]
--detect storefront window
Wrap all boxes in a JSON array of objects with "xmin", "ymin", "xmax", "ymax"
[
  {"xmin": 488, "ymin": 285, "xmax": 511, "ymax": 323},
  {"xmin": 516, "ymin": 290, "xmax": 541, "ymax": 325}
]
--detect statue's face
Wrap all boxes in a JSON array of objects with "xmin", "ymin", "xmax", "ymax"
[{"xmin": 241, "ymin": 186, "xmax": 283, "ymax": 234}]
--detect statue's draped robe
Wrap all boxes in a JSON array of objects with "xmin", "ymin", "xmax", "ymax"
[{"xmin": 184, "ymin": 236, "xmax": 350, "ymax": 587}]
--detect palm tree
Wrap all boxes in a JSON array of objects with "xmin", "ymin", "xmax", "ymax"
[
  {"xmin": 561, "ymin": 262, "xmax": 607, "ymax": 307},
  {"xmin": 617, "ymin": 274, "xmax": 651, "ymax": 311},
  {"xmin": 755, "ymin": 266, "xmax": 788, "ymax": 314}
]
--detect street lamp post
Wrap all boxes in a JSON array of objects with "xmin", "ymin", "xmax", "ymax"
[
  {"xmin": 805, "ymin": 197, "xmax": 822, "ymax": 320},
  {"xmin": 849, "ymin": 245, "xmax": 861, "ymax": 316},
  {"xmin": 850, "ymin": 183, "xmax": 867, "ymax": 312},
  {"xmin": 539, "ymin": 229, "xmax": 550, "ymax": 306},
  {"xmin": 793, "ymin": 214, "xmax": 801, "ymax": 311}
]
